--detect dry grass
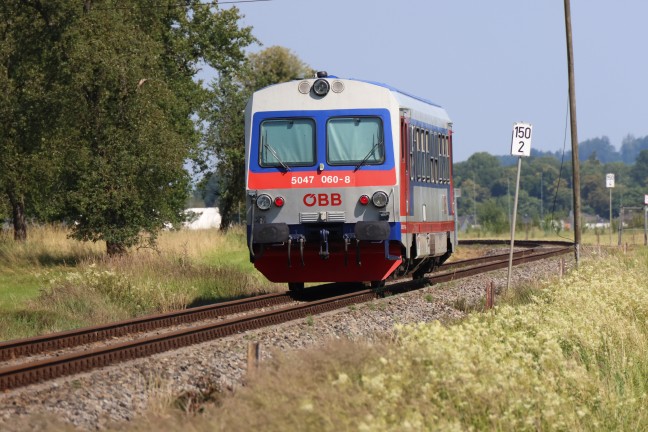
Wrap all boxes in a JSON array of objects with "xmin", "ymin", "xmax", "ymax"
[
  {"xmin": 128, "ymin": 249, "xmax": 648, "ymax": 432},
  {"xmin": 0, "ymin": 224, "xmax": 280, "ymax": 340}
]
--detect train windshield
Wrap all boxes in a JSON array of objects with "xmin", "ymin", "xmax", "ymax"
[
  {"xmin": 259, "ymin": 118, "xmax": 316, "ymax": 167},
  {"xmin": 327, "ymin": 117, "xmax": 384, "ymax": 166}
]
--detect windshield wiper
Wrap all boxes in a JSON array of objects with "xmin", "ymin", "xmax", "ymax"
[
  {"xmin": 262, "ymin": 135, "xmax": 290, "ymax": 172},
  {"xmin": 354, "ymin": 139, "xmax": 383, "ymax": 172}
]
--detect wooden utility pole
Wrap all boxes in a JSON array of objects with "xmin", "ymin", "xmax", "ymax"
[{"xmin": 564, "ymin": 0, "xmax": 581, "ymax": 265}]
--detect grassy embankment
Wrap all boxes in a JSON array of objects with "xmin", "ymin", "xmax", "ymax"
[
  {"xmin": 3, "ymin": 225, "xmax": 647, "ymax": 430},
  {"xmin": 123, "ymin": 248, "xmax": 647, "ymax": 432},
  {"xmin": 0, "ymin": 225, "xmax": 279, "ymax": 341}
]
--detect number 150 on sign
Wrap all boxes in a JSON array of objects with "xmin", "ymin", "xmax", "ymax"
[{"xmin": 511, "ymin": 122, "xmax": 533, "ymax": 157}]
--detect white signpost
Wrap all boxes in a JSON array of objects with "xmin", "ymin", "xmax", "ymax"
[
  {"xmin": 606, "ymin": 173, "xmax": 615, "ymax": 188},
  {"xmin": 606, "ymin": 173, "xmax": 615, "ymax": 245},
  {"xmin": 511, "ymin": 122, "xmax": 533, "ymax": 157},
  {"xmin": 507, "ymin": 122, "xmax": 533, "ymax": 292}
]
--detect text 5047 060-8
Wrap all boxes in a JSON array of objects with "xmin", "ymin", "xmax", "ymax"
[{"xmin": 291, "ymin": 175, "xmax": 351, "ymax": 185}]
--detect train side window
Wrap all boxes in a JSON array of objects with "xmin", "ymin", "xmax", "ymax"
[
  {"xmin": 259, "ymin": 118, "xmax": 316, "ymax": 167},
  {"xmin": 424, "ymin": 130, "xmax": 428, "ymax": 182},
  {"xmin": 440, "ymin": 135, "xmax": 446, "ymax": 183},
  {"xmin": 409, "ymin": 126, "xmax": 415, "ymax": 181},
  {"xmin": 433, "ymin": 132, "xmax": 439, "ymax": 183},
  {"xmin": 442, "ymin": 134, "xmax": 449, "ymax": 183},
  {"xmin": 327, "ymin": 117, "xmax": 384, "ymax": 166},
  {"xmin": 416, "ymin": 128, "xmax": 422, "ymax": 182},
  {"xmin": 444, "ymin": 135, "xmax": 450, "ymax": 183},
  {"xmin": 414, "ymin": 128, "xmax": 420, "ymax": 181}
]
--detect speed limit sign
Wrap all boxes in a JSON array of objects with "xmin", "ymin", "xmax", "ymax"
[
  {"xmin": 511, "ymin": 122, "xmax": 533, "ymax": 157},
  {"xmin": 606, "ymin": 173, "xmax": 615, "ymax": 188}
]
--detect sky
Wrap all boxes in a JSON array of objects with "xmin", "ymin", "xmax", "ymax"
[{"xmin": 219, "ymin": 0, "xmax": 648, "ymax": 162}]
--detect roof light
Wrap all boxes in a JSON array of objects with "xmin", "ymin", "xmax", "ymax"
[{"xmin": 312, "ymin": 78, "xmax": 330, "ymax": 97}]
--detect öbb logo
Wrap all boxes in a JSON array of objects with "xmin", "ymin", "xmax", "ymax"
[{"xmin": 303, "ymin": 193, "xmax": 342, "ymax": 207}]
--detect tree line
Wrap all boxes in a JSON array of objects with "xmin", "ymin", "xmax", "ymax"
[
  {"xmin": 454, "ymin": 147, "xmax": 648, "ymax": 233},
  {"xmin": 0, "ymin": 0, "xmax": 311, "ymax": 254}
]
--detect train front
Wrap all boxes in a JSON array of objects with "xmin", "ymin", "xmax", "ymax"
[{"xmin": 245, "ymin": 73, "xmax": 402, "ymax": 288}]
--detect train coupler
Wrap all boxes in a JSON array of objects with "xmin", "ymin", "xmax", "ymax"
[
  {"xmin": 287, "ymin": 235, "xmax": 306, "ymax": 267},
  {"xmin": 355, "ymin": 238, "xmax": 362, "ymax": 266},
  {"xmin": 343, "ymin": 234, "xmax": 356, "ymax": 266},
  {"xmin": 319, "ymin": 229, "xmax": 330, "ymax": 260}
]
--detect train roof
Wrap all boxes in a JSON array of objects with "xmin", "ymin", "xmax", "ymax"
[
  {"xmin": 349, "ymin": 78, "xmax": 443, "ymax": 109},
  {"xmin": 248, "ymin": 75, "xmax": 451, "ymax": 127}
]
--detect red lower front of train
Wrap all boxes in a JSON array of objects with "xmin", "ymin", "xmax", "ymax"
[{"xmin": 252, "ymin": 240, "xmax": 402, "ymax": 283}]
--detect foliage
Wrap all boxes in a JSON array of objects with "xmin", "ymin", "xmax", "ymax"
[
  {"xmin": 0, "ymin": 225, "xmax": 279, "ymax": 340},
  {"xmin": 202, "ymin": 252, "xmax": 648, "ymax": 432},
  {"xmin": 455, "ymin": 139, "xmax": 648, "ymax": 231},
  {"xmin": 203, "ymin": 46, "xmax": 313, "ymax": 228},
  {"xmin": 0, "ymin": 0, "xmax": 72, "ymax": 240},
  {"xmin": 0, "ymin": 1, "xmax": 255, "ymax": 253}
]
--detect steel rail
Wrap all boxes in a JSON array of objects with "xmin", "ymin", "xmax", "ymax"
[
  {"xmin": 0, "ymin": 292, "xmax": 295, "ymax": 361},
  {"xmin": 0, "ymin": 242, "xmax": 572, "ymax": 391},
  {"xmin": 433, "ymin": 246, "xmax": 571, "ymax": 283},
  {"xmin": 0, "ymin": 245, "xmax": 553, "ymax": 362},
  {"xmin": 0, "ymin": 290, "xmax": 376, "ymax": 391}
]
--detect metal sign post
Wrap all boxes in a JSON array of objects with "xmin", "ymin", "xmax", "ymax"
[
  {"xmin": 507, "ymin": 122, "xmax": 532, "ymax": 293},
  {"xmin": 606, "ymin": 173, "xmax": 615, "ymax": 245}
]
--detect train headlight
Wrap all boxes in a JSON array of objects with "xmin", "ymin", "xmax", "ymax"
[
  {"xmin": 274, "ymin": 196, "xmax": 285, "ymax": 207},
  {"xmin": 371, "ymin": 191, "xmax": 389, "ymax": 208},
  {"xmin": 312, "ymin": 79, "xmax": 330, "ymax": 97},
  {"xmin": 359, "ymin": 195, "xmax": 370, "ymax": 206},
  {"xmin": 256, "ymin": 194, "xmax": 272, "ymax": 210}
]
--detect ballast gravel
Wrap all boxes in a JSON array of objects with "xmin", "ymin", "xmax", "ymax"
[{"xmin": 0, "ymin": 252, "xmax": 576, "ymax": 431}]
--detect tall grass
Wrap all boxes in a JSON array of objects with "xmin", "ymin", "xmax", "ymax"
[
  {"xmin": 173, "ymin": 250, "xmax": 647, "ymax": 432},
  {"xmin": 0, "ymin": 225, "xmax": 280, "ymax": 340}
]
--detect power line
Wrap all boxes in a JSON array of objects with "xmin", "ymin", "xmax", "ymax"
[
  {"xmin": 2, "ymin": 1, "xmax": 272, "ymax": 17},
  {"xmin": 92, "ymin": 0, "xmax": 272, "ymax": 11}
]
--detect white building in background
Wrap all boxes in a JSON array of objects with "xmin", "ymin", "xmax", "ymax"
[{"xmin": 183, "ymin": 208, "xmax": 221, "ymax": 230}]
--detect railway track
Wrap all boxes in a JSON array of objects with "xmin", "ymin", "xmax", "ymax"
[{"xmin": 0, "ymin": 241, "xmax": 572, "ymax": 391}]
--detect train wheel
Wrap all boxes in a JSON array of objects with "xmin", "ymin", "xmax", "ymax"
[
  {"xmin": 288, "ymin": 282, "xmax": 305, "ymax": 291},
  {"xmin": 370, "ymin": 280, "xmax": 385, "ymax": 288},
  {"xmin": 412, "ymin": 266, "xmax": 429, "ymax": 280}
]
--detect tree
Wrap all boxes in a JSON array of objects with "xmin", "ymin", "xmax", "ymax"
[
  {"xmin": 477, "ymin": 198, "xmax": 508, "ymax": 234},
  {"xmin": 630, "ymin": 150, "xmax": 648, "ymax": 187},
  {"xmin": 620, "ymin": 135, "xmax": 648, "ymax": 164},
  {"xmin": 56, "ymin": 1, "xmax": 255, "ymax": 254},
  {"xmin": 0, "ymin": 1, "xmax": 254, "ymax": 254},
  {"xmin": 579, "ymin": 136, "xmax": 620, "ymax": 163},
  {"xmin": 0, "ymin": 1, "xmax": 71, "ymax": 241},
  {"xmin": 205, "ymin": 46, "xmax": 313, "ymax": 228}
]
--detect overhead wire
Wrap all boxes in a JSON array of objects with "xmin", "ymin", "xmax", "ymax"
[
  {"xmin": 549, "ymin": 92, "xmax": 573, "ymax": 242},
  {"xmin": 91, "ymin": 0, "xmax": 272, "ymax": 11}
]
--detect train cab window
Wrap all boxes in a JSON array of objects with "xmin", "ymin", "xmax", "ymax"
[
  {"xmin": 327, "ymin": 117, "xmax": 384, "ymax": 166},
  {"xmin": 259, "ymin": 118, "xmax": 316, "ymax": 167}
]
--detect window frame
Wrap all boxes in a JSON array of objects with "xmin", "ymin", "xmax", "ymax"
[
  {"xmin": 325, "ymin": 115, "xmax": 386, "ymax": 167},
  {"xmin": 258, "ymin": 117, "xmax": 317, "ymax": 168}
]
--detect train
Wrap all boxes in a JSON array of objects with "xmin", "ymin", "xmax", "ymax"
[{"xmin": 245, "ymin": 72, "xmax": 457, "ymax": 290}]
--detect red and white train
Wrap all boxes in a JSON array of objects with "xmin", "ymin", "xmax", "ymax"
[{"xmin": 245, "ymin": 72, "xmax": 456, "ymax": 290}]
